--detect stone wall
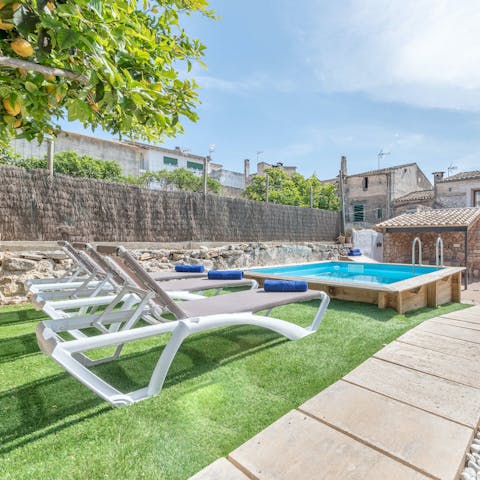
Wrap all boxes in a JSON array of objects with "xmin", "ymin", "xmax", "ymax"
[
  {"xmin": 0, "ymin": 166, "xmax": 340, "ymax": 243},
  {"xmin": 435, "ymin": 178, "xmax": 480, "ymax": 208},
  {"xmin": 0, "ymin": 242, "xmax": 349, "ymax": 304},
  {"xmin": 383, "ymin": 228, "xmax": 480, "ymax": 280}
]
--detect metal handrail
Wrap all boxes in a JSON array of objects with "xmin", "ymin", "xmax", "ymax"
[
  {"xmin": 412, "ymin": 237, "xmax": 422, "ymax": 268},
  {"xmin": 435, "ymin": 236, "xmax": 444, "ymax": 267}
]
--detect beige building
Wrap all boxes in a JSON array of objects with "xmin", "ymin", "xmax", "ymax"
[
  {"xmin": 329, "ymin": 158, "xmax": 432, "ymax": 228},
  {"xmin": 433, "ymin": 170, "xmax": 480, "ymax": 208}
]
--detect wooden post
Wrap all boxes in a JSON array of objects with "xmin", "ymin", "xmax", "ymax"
[
  {"xmin": 203, "ymin": 155, "xmax": 210, "ymax": 195},
  {"xmin": 47, "ymin": 139, "xmax": 54, "ymax": 177}
]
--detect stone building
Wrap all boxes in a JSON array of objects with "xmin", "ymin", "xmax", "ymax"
[
  {"xmin": 376, "ymin": 207, "xmax": 480, "ymax": 282},
  {"xmin": 329, "ymin": 157, "xmax": 432, "ymax": 228},
  {"xmin": 433, "ymin": 170, "xmax": 480, "ymax": 208}
]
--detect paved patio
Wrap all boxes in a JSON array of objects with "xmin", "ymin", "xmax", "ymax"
[{"xmin": 191, "ymin": 305, "xmax": 480, "ymax": 480}]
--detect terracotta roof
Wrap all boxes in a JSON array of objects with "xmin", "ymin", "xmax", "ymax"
[
  {"xmin": 376, "ymin": 207, "xmax": 480, "ymax": 230},
  {"xmin": 439, "ymin": 171, "xmax": 480, "ymax": 182},
  {"xmin": 392, "ymin": 189, "xmax": 434, "ymax": 205}
]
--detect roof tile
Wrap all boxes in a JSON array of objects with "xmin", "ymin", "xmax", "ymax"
[{"xmin": 376, "ymin": 207, "xmax": 480, "ymax": 229}]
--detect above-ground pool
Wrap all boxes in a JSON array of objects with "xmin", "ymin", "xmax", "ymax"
[
  {"xmin": 246, "ymin": 261, "xmax": 465, "ymax": 313},
  {"xmin": 250, "ymin": 262, "xmax": 442, "ymax": 286}
]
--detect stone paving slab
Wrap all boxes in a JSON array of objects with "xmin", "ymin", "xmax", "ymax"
[
  {"xmin": 440, "ymin": 305, "xmax": 480, "ymax": 322},
  {"xmin": 344, "ymin": 357, "xmax": 480, "ymax": 428},
  {"xmin": 189, "ymin": 458, "xmax": 250, "ymax": 480},
  {"xmin": 300, "ymin": 380, "xmax": 472, "ymax": 480},
  {"xmin": 398, "ymin": 328, "xmax": 480, "ymax": 360},
  {"xmin": 190, "ymin": 308, "xmax": 480, "ymax": 480},
  {"xmin": 430, "ymin": 317, "xmax": 480, "ymax": 331},
  {"xmin": 228, "ymin": 410, "xmax": 429, "ymax": 480},
  {"xmin": 417, "ymin": 321, "xmax": 480, "ymax": 344},
  {"xmin": 374, "ymin": 341, "xmax": 480, "ymax": 389}
]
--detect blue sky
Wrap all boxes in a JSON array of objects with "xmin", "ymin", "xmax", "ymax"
[{"xmin": 61, "ymin": 0, "xmax": 480, "ymax": 180}]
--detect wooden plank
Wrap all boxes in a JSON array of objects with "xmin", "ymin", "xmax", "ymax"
[
  {"xmin": 300, "ymin": 381, "xmax": 472, "ymax": 480},
  {"xmin": 426, "ymin": 281, "xmax": 438, "ymax": 308},
  {"xmin": 452, "ymin": 272, "xmax": 462, "ymax": 302},
  {"xmin": 398, "ymin": 328, "xmax": 480, "ymax": 360},
  {"xmin": 189, "ymin": 458, "xmax": 250, "ymax": 480},
  {"xmin": 437, "ymin": 276, "xmax": 453, "ymax": 305},
  {"xmin": 229, "ymin": 410, "xmax": 429, "ymax": 480},
  {"xmin": 374, "ymin": 341, "xmax": 480, "ymax": 389},
  {"xmin": 401, "ymin": 285, "xmax": 428, "ymax": 312},
  {"xmin": 344, "ymin": 357, "xmax": 480, "ymax": 428},
  {"xmin": 378, "ymin": 291, "xmax": 387, "ymax": 309}
]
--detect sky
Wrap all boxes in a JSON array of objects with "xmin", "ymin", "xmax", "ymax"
[{"xmin": 60, "ymin": 0, "xmax": 480, "ymax": 180}]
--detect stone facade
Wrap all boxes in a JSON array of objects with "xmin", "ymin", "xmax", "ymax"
[
  {"xmin": 342, "ymin": 163, "xmax": 432, "ymax": 227},
  {"xmin": 0, "ymin": 242, "xmax": 349, "ymax": 304},
  {"xmin": 383, "ymin": 227, "xmax": 480, "ymax": 281},
  {"xmin": 434, "ymin": 171, "xmax": 480, "ymax": 208}
]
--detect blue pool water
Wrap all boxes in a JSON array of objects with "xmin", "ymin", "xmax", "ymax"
[{"xmin": 250, "ymin": 262, "xmax": 442, "ymax": 285}]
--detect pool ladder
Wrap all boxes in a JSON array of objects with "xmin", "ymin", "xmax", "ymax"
[
  {"xmin": 435, "ymin": 236, "xmax": 444, "ymax": 267},
  {"xmin": 412, "ymin": 236, "xmax": 444, "ymax": 270},
  {"xmin": 412, "ymin": 237, "xmax": 422, "ymax": 271}
]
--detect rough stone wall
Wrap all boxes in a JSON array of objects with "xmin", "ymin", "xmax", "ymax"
[
  {"xmin": 0, "ymin": 242, "xmax": 349, "ymax": 304},
  {"xmin": 383, "ymin": 227, "xmax": 480, "ymax": 280},
  {"xmin": 435, "ymin": 179, "xmax": 480, "ymax": 208},
  {"xmin": 0, "ymin": 166, "xmax": 340, "ymax": 243}
]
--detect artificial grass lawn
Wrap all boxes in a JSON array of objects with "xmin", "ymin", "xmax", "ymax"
[{"xmin": 0, "ymin": 299, "xmax": 469, "ymax": 479}]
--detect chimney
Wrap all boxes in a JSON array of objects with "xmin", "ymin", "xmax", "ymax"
[
  {"xmin": 340, "ymin": 155, "xmax": 347, "ymax": 176},
  {"xmin": 244, "ymin": 158, "xmax": 250, "ymax": 186},
  {"xmin": 432, "ymin": 171, "xmax": 445, "ymax": 184}
]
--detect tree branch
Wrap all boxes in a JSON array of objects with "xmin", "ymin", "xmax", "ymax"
[{"xmin": 0, "ymin": 56, "xmax": 89, "ymax": 84}]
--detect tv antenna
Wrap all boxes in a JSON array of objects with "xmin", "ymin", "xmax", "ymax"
[
  {"xmin": 377, "ymin": 149, "xmax": 391, "ymax": 169},
  {"xmin": 447, "ymin": 164, "xmax": 457, "ymax": 177}
]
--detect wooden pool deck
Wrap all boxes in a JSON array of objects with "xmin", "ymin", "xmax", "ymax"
[{"xmin": 191, "ymin": 305, "xmax": 480, "ymax": 480}]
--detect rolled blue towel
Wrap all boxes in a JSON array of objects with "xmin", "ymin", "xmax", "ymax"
[
  {"xmin": 208, "ymin": 270, "xmax": 243, "ymax": 280},
  {"xmin": 348, "ymin": 249, "xmax": 362, "ymax": 256},
  {"xmin": 263, "ymin": 280, "xmax": 308, "ymax": 292},
  {"xmin": 175, "ymin": 264, "xmax": 205, "ymax": 273}
]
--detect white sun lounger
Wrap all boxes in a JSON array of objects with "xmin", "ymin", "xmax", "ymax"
[{"xmin": 36, "ymin": 246, "xmax": 330, "ymax": 407}]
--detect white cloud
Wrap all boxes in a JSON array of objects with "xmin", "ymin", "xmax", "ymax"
[{"xmin": 297, "ymin": 0, "xmax": 480, "ymax": 110}]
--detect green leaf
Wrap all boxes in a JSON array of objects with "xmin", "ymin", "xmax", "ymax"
[
  {"xmin": 56, "ymin": 29, "xmax": 81, "ymax": 50},
  {"xmin": 12, "ymin": 6, "xmax": 38, "ymax": 36},
  {"xmin": 24, "ymin": 81, "xmax": 37, "ymax": 93}
]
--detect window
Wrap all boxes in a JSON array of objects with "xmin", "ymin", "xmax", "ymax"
[
  {"xmin": 353, "ymin": 204, "xmax": 365, "ymax": 222},
  {"xmin": 376, "ymin": 208, "xmax": 383, "ymax": 219},
  {"xmin": 474, "ymin": 190, "xmax": 480, "ymax": 207},
  {"xmin": 187, "ymin": 160, "xmax": 203, "ymax": 171},
  {"xmin": 363, "ymin": 177, "xmax": 369, "ymax": 190},
  {"xmin": 163, "ymin": 156, "xmax": 178, "ymax": 166}
]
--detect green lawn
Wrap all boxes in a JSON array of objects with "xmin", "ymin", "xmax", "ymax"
[{"xmin": 0, "ymin": 300, "xmax": 469, "ymax": 479}]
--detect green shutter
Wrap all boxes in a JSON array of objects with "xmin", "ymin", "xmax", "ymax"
[
  {"xmin": 163, "ymin": 156, "xmax": 178, "ymax": 166},
  {"xmin": 353, "ymin": 204, "xmax": 364, "ymax": 222},
  {"xmin": 187, "ymin": 160, "xmax": 203, "ymax": 171}
]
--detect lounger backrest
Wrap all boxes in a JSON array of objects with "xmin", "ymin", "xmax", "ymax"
[
  {"xmin": 73, "ymin": 242, "xmax": 125, "ymax": 287},
  {"xmin": 97, "ymin": 245, "xmax": 188, "ymax": 319},
  {"xmin": 58, "ymin": 240, "xmax": 96, "ymax": 275}
]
